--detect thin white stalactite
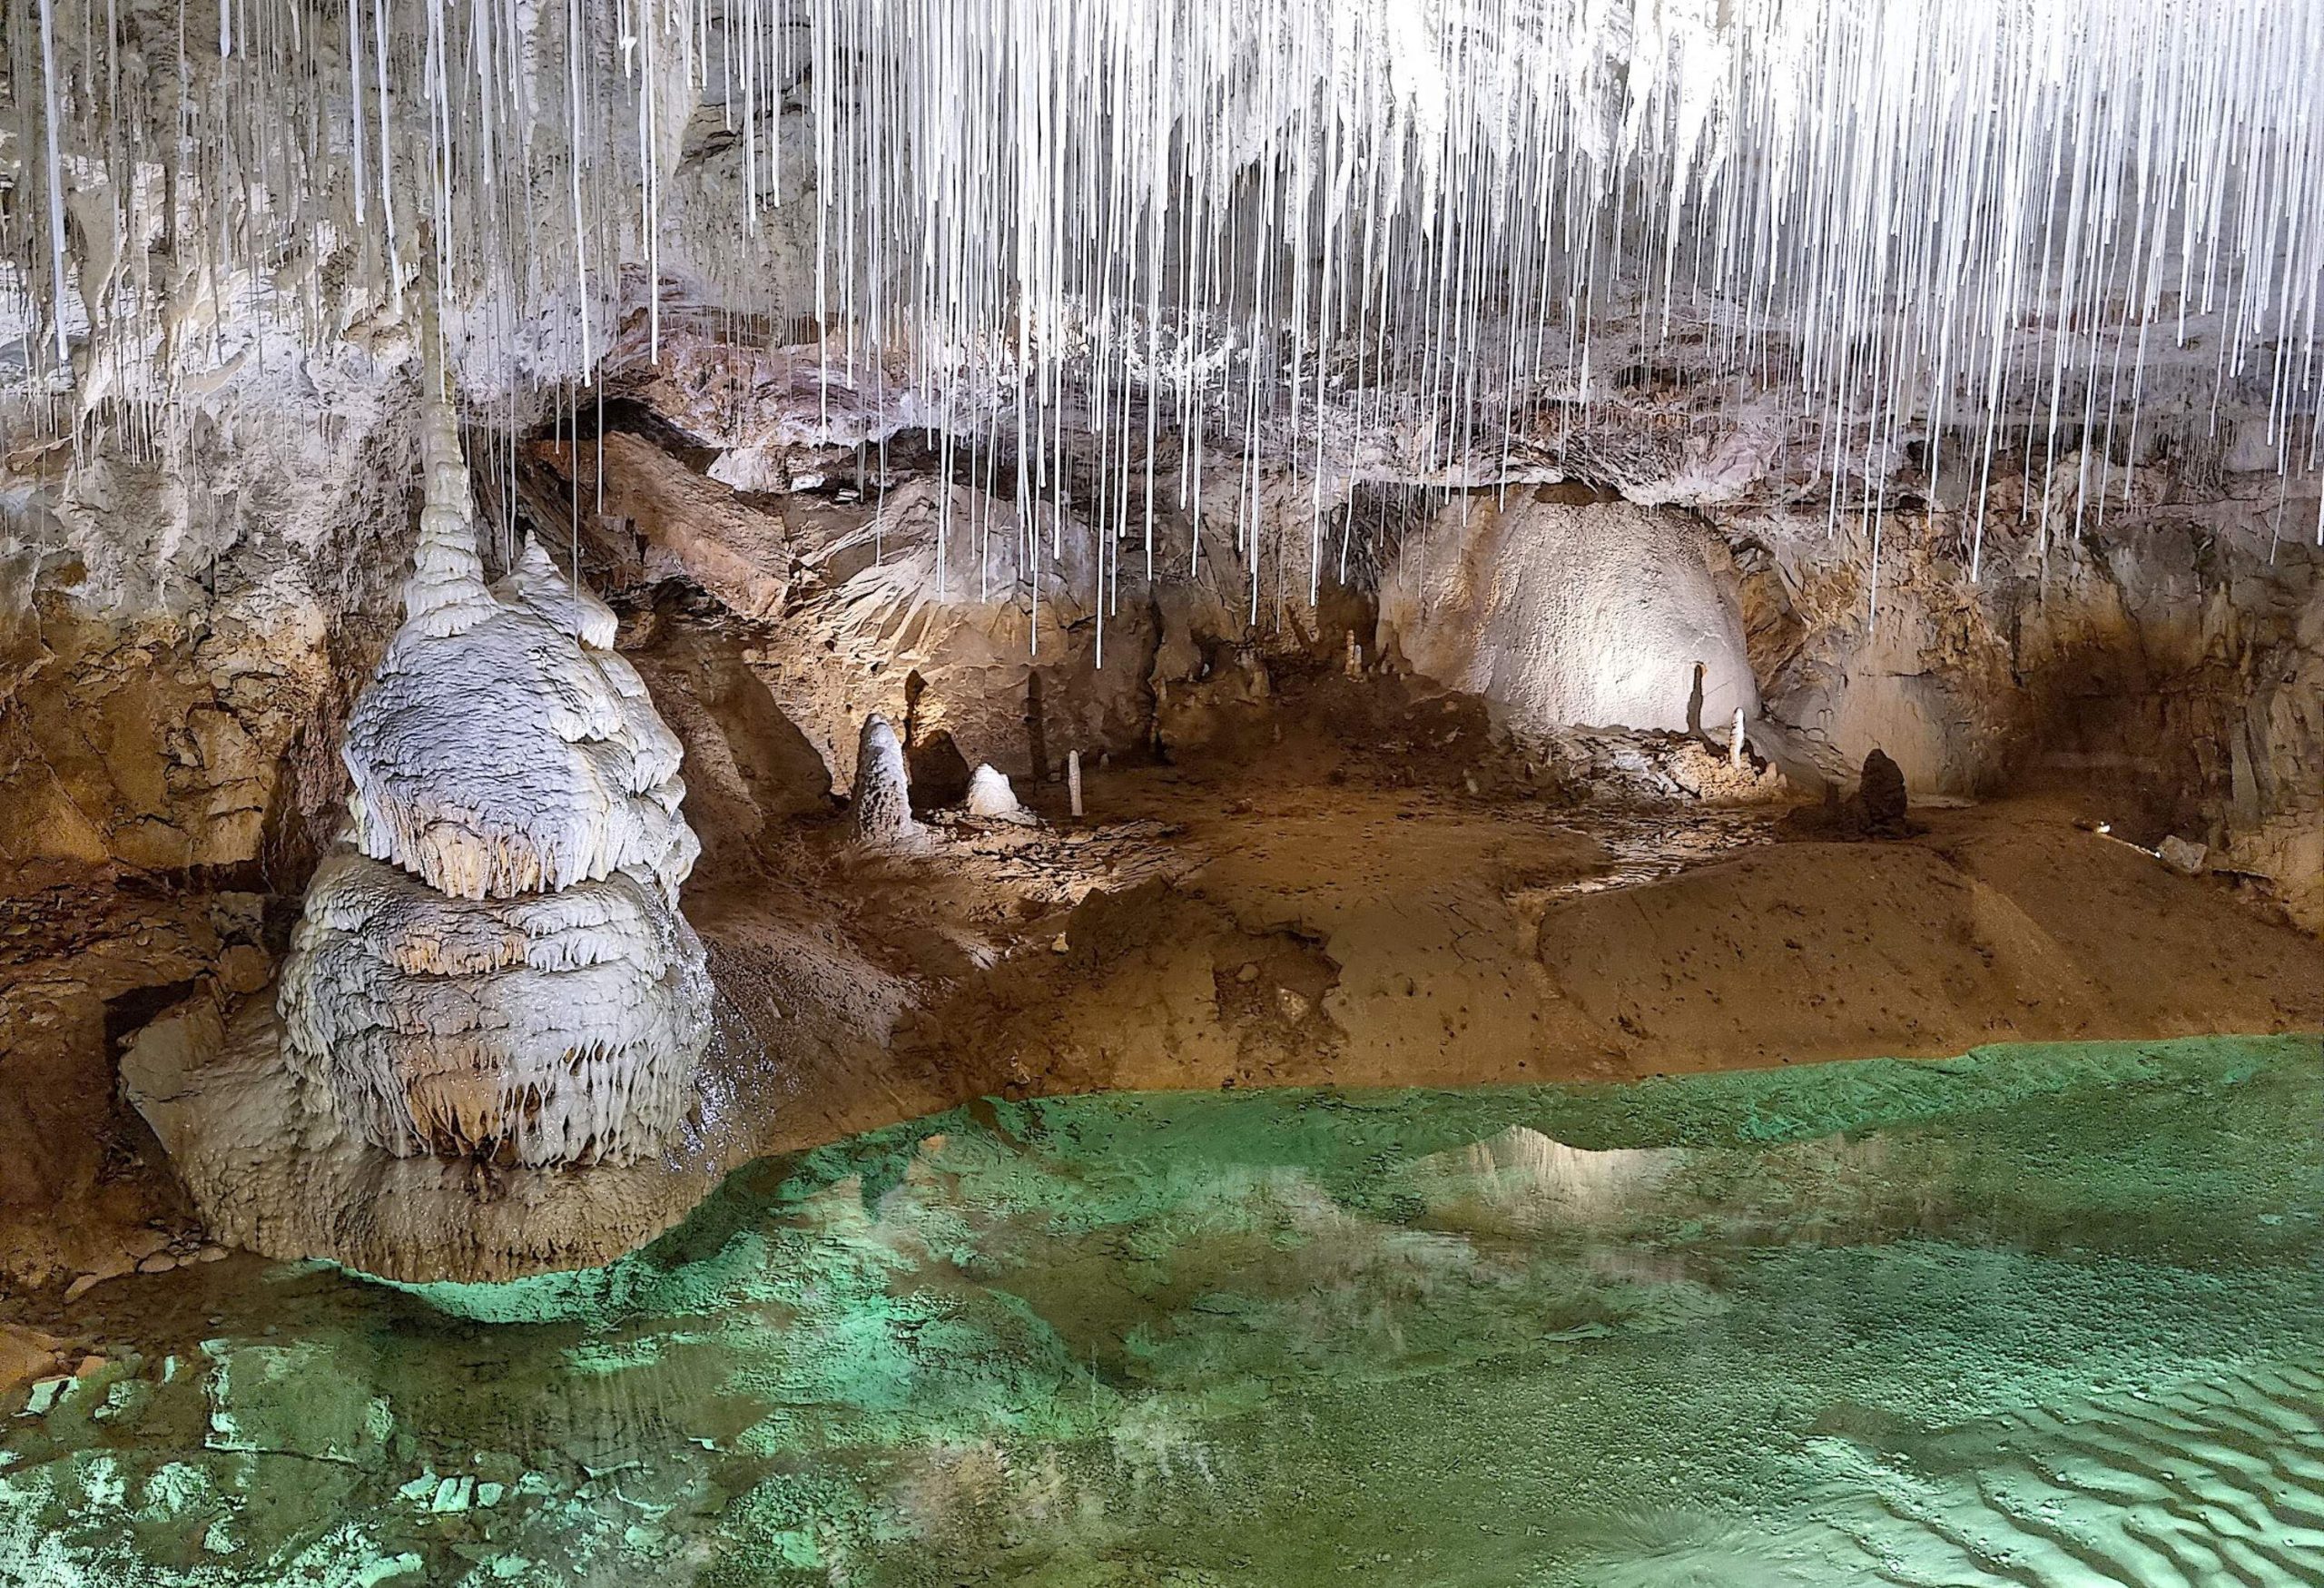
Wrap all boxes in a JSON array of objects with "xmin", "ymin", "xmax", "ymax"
[{"xmin": 34, "ymin": 0, "xmax": 70, "ymax": 363}]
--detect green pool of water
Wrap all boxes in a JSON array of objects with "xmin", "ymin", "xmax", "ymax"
[{"xmin": 5, "ymin": 1035, "xmax": 2320, "ymax": 1586}]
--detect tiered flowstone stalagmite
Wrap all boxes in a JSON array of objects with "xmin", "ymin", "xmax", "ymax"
[{"xmin": 274, "ymin": 351, "xmax": 711, "ymax": 1169}]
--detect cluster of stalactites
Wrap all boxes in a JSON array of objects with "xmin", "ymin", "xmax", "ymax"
[{"xmin": 12, "ymin": 0, "xmax": 2321, "ymax": 542}]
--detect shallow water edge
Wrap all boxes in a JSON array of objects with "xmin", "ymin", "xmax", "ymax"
[{"xmin": 5, "ymin": 1033, "xmax": 2319, "ymax": 1586}]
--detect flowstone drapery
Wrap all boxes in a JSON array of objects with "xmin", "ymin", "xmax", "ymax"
[{"xmin": 275, "ymin": 355, "xmax": 710, "ymax": 1169}]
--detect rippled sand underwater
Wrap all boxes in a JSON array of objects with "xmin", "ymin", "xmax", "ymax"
[{"xmin": 5, "ymin": 1034, "xmax": 2320, "ymax": 1586}]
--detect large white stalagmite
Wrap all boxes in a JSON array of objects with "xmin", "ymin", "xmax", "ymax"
[
  {"xmin": 343, "ymin": 393, "xmax": 699, "ymax": 902},
  {"xmin": 852, "ymin": 714, "xmax": 921, "ymax": 847},
  {"xmin": 277, "ymin": 339, "xmax": 711, "ymax": 1169}
]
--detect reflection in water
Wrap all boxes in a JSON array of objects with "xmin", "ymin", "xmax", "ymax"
[{"xmin": 4, "ymin": 1034, "xmax": 2321, "ymax": 1586}]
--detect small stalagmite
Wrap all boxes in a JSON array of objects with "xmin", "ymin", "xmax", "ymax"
[
  {"xmin": 1860, "ymin": 748, "xmax": 1909, "ymax": 837},
  {"xmin": 964, "ymin": 763, "xmax": 1023, "ymax": 819}
]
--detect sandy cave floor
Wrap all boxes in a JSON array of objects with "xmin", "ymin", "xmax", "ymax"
[
  {"xmin": 3, "ymin": 737, "xmax": 2322, "ymax": 1300},
  {"xmin": 716, "ymin": 759, "xmax": 2323, "ymax": 1122}
]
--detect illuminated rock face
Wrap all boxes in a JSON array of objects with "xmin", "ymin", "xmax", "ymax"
[
  {"xmin": 277, "ymin": 377, "xmax": 710, "ymax": 1168},
  {"xmin": 1379, "ymin": 492, "xmax": 1759, "ymax": 737}
]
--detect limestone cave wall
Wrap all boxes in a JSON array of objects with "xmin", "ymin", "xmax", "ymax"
[{"xmin": 5, "ymin": 342, "xmax": 2320, "ymax": 930}]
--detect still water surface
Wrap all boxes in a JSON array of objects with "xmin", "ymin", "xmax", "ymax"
[{"xmin": 5, "ymin": 1034, "xmax": 2319, "ymax": 1585}]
